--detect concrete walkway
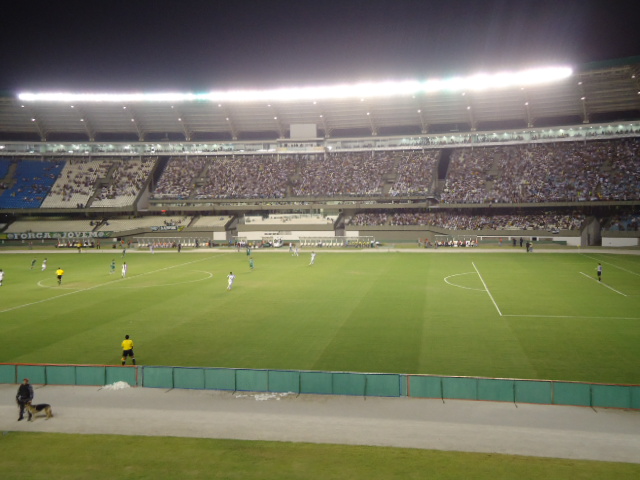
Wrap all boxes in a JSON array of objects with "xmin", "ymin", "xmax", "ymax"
[{"xmin": 2, "ymin": 384, "xmax": 639, "ymax": 463}]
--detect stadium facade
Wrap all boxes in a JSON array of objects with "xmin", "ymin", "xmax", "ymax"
[{"xmin": 0, "ymin": 59, "xmax": 639, "ymax": 248}]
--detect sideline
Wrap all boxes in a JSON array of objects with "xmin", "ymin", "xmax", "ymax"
[{"xmin": 579, "ymin": 271, "xmax": 628, "ymax": 296}]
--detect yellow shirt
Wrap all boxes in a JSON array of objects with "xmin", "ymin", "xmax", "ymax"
[
  {"xmin": 56, "ymin": 269, "xmax": 64, "ymax": 276},
  {"xmin": 122, "ymin": 339, "xmax": 134, "ymax": 351}
]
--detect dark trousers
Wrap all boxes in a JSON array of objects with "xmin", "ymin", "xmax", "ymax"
[{"xmin": 17, "ymin": 399, "xmax": 32, "ymax": 420}]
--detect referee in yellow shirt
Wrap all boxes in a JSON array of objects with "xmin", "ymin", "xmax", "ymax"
[
  {"xmin": 121, "ymin": 335, "xmax": 136, "ymax": 366},
  {"xmin": 56, "ymin": 267, "xmax": 64, "ymax": 285}
]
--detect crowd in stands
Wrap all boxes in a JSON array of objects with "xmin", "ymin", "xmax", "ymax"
[
  {"xmin": 293, "ymin": 152, "xmax": 394, "ymax": 196},
  {"xmin": 195, "ymin": 155, "xmax": 297, "ymax": 199},
  {"xmin": 145, "ymin": 140, "xmax": 640, "ymax": 203},
  {"xmin": 43, "ymin": 158, "xmax": 110, "ymax": 207},
  {"xmin": 0, "ymin": 157, "xmax": 155, "ymax": 209},
  {"xmin": 605, "ymin": 213, "xmax": 639, "ymax": 231},
  {"xmin": 441, "ymin": 139, "xmax": 640, "ymax": 204},
  {"xmin": 388, "ymin": 151, "xmax": 438, "ymax": 196},
  {"xmin": 2, "ymin": 138, "xmax": 639, "ymax": 209},
  {"xmin": 92, "ymin": 158, "xmax": 156, "ymax": 207},
  {"xmin": 348, "ymin": 211, "xmax": 585, "ymax": 231},
  {"xmin": 440, "ymin": 148, "xmax": 497, "ymax": 204},
  {"xmin": 152, "ymin": 156, "xmax": 207, "ymax": 199},
  {"xmin": 153, "ymin": 151, "xmax": 439, "ymax": 200},
  {"xmin": 349, "ymin": 212, "xmax": 389, "ymax": 226}
]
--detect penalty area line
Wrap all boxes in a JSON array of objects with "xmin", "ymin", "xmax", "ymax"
[
  {"xmin": 472, "ymin": 262, "xmax": 503, "ymax": 316},
  {"xmin": 579, "ymin": 271, "xmax": 627, "ymax": 296}
]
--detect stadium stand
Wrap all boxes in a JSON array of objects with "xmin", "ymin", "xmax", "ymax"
[
  {"xmin": 293, "ymin": 152, "xmax": 395, "ymax": 197},
  {"xmin": 0, "ymin": 157, "xmax": 11, "ymax": 182},
  {"xmin": 152, "ymin": 156, "xmax": 207, "ymax": 199},
  {"xmin": 2, "ymin": 59, "xmax": 640, "ymax": 250},
  {"xmin": 388, "ymin": 151, "xmax": 439, "ymax": 196},
  {"xmin": 91, "ymin": 157, "xmax": 156, "ymax": 207},
  {"xmin": 195, "ymin": 155, "xmax": 297, "ymax": 199},
  {"xmin": 0, "ymin": 159, "xmax": 64, "ymax": 208},
  {"xmin": 94, "ymin": 216, "xmax": 189, "ymax": 233},
  {"xmin": 605, "ymin": 214, "xmax": 640, "ymax": 231},
  {"xmin": 4, "ymin": 219, "xmax": 95, "ymax": 233},
  {"xmin": 41, "ymin": 158, "xmax": 109, "ymax": 208},
  {"xmin": 441, "ymin": 139, "xmax": 640, "ymax": 204},
  {"xmin": 189, "ymin": 216, "xmax": 233, "ymax": 228},
  {"xmin": 347, "ymin": 212, "xmax": 585, "ymax": 231},
  {"xmin": 243, "ymin": 213, "xmax": 337, "ymax": 225}
]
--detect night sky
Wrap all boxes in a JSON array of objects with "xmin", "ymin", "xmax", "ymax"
[{"xmin": 1, "ymin": 0, "xmax": 637, "ymax": 94}]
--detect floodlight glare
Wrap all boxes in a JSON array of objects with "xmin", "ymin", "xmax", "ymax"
[{"xmin": 17, "ymin": 66, "xmax": 572, "ymax": 103}]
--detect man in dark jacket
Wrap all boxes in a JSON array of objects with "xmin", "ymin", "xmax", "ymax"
[{"xmin": 16, "ymin": 378, "xmax": 34, "ymax": 421}]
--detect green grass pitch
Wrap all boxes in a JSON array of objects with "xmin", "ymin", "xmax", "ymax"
[{"xmin": 1, "ymin": 249, "xmax": 639, "ymax": 385}]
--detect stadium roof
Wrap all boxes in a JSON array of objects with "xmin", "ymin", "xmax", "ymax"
[{"xmin": 1, "ymin": 60, "xmax": 639, "ymax": 142}]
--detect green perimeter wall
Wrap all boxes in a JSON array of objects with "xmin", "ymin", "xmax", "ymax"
[{"xmin": 1, "ymin": 363, "xmax": 639, "ymax": 410}]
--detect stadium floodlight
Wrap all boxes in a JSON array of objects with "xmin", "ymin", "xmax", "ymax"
[{"xmin": 17, "ymin": 66, "xmax": 572, "ymax": 103}]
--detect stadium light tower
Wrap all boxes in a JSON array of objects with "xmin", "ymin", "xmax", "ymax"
[{"xmin": 17, "ymin": 66, "xmax": 573, "ymax": 104}]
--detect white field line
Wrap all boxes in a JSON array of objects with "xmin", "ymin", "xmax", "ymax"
[
  {"xmin": 580, "ymin": 253, "xmax": 640, "ymax": 277},
  {"xmin": 472, "ymin": 262, "xmax": 503, "ymax": 316},
  {"xmin": 579, "ymin": 271, "xmax": 627, "ymax": 296},
  {"xmin": 503, "ymin": 314, "xmax": 640, "ymax": 320},
  {"xmin": 443, "ymin": 272, "xmax": 486, "ymax": 291},
  {"xmin": 0, "ymin": 254, "xmax": 223, "ymax": 314},
  {"xmin": 37, "ymin": 270, "xmax": 213, "ymax": 290}
]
